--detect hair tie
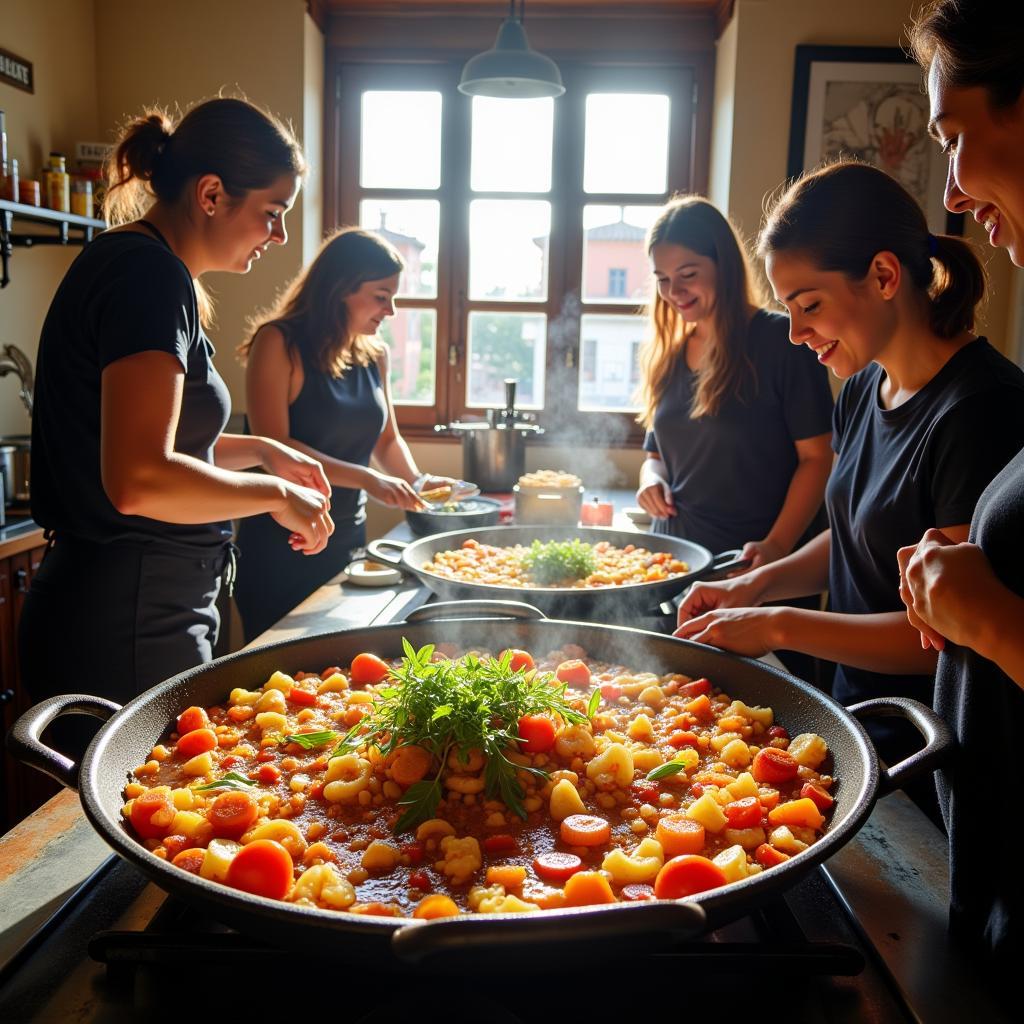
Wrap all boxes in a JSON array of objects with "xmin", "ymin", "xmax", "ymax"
[{"xmin": 927, "ymin": 233, "xmax": 939, "ymax": 257}]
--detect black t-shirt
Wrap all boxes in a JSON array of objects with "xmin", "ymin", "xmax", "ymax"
[
  {"xmin": 30, "ymin": 230, "xmax": 231, "ymax": 550},
  {"xmin": 643, "ymin": 310, "xmax": 833, "ymax": 553},
  {"xmin": 828, "ymin": 338, "xmax": 1024, "ymax": 712},
  {"xmin": 935, "ymin": 445, "xmax": 1024, "ymax": 964}
]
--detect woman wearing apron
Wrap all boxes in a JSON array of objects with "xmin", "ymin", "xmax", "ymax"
[
  {"xmin": 20, "ymin": 98, "xmax": 334, "ymax": 744},
  {"xmin": 235, "ymin": 227, "xmax": 454, "ymax": 641}
]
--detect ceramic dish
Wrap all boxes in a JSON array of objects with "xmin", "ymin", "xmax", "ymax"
[{"xmin": 343, "ymin": 558, "xmax": 403, "ymax": 587}]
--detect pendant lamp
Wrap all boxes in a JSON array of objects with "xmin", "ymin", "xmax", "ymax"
[{"xmin": 458, "ymin": 0, "xmax": 565, "ymax": 99}]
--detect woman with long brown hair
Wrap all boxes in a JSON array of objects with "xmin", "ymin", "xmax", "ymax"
[
  {"xmin": 636, "ymin": 195, "xmax": 833, "ymax": 570},
  {"xmin": 235, "ymin": 227, "xmax": 454, "ymax": 641},
  {"xmin": 20, "ymin": 97, "xmax": 334, "ymax": 722}
]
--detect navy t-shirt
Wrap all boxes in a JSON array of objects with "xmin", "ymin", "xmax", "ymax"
[
  {"xmin": 827, "ymin": 338, "xmax": 1024, "ymax": 713},
  {"xmin": 643, "ymin": 310, "xmax": 833, "ymax": 553},
  {"xmin": 30, "ymin": 230, "xmax": 232, "ymax": 550},
  {"xmin": 935, "ymin": 445, "xmax": 1024, "ymax": 964}
]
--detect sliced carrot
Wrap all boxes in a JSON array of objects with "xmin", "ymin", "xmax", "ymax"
[
  {"xmin": 171, "ymin": 848, "xmax": 207, "ymax": 875},
  {"xmin": 767, "ymin": 797, "xmax": 825, "ymax": 831},
  {"xmin": 555, "ymin": 660, "xmax": 592, "ymax": 687},
  {"xmin": 227, "ymin": 705, "xmax": 255, "ymax": 723},
  {"xmin": 161, "ymin": 834, "xmax": 189, "ymax": 859},
  {"xmin": 129, "ymin": 788, "xmax": 176, "ymax": 839},
  {"xmin": 684, "ymin": 694, "xmax": 713, "ymax": 720},
  {"xmin": 559, "ymin": 814, "xmax": 611, "ymax": 847},
  {"xmin": 226, "ymin": 840, "xmax": 293, "ymax": 900},
  {"xmin": 751, "ymin": 747, "xmax": 799, "ymax": 784},
  {"xmin": 655, "ymin": 815, "xmax": 706, "ymax": 857},
  {"xmin": 390, "ymin": 745, "xmax": 432, "ymax": 787},
  {"xmin": 176, "ymin": 706, "xmax": 209, "ymax": 735},
  {"xmin": 351, "ymin": 901, "xmax": 403, "ymax": 917},
  {"xmin": 755, "ymin": 843, "xmax": 791, "ymax": 867},
  {"xmin": 176, "ymin": 728, "xmax": 217, "ymax": 759},
  {"xmin": 723, "ymin": 796, "xmax": 762, "ymax": 830},
  {"xmin": 208, "ymin": 790, "xmax": 259, "ymax": 838},
  {"xmin": 563, "ymin": 871, "xmax": 617, "ymax": 906},
  {"xmin": 413, "ymin": 894, "xmax": 460, "ymax": 919},
  {"xmin": 680, "ymin": 678, "xmax": 712, "ymax": 698},
  {"xmin": 288, "ymin": 687, "xmax": 317, "ymax": 707},
  {"xmin": 349, "ymin": 653, "xmax": 391, "ymax": 686},
  {"xmin": 654, "ymin": 855, "xmax": 728, "ymax": 898},
  {"xmin": 486, "ymin": 865, "xmax": 527, "ymax": 888},
  {"xmin": 501, "ymin": 649, "xmax": 535, "ymax": 673},
  {"xmin": 668, "ymin": 730, "xmax": 700, "ymax": 749},
  {"xmin": 257, "ymin": 763, "xmax": 282, "ymax": 784},
  {"xmin": 801, "ymin": 782, "xmax": 834, "ymax": 811},
  {"xmin": 533, "ymin": 851, "xmax": 584, "ymax": 881}
]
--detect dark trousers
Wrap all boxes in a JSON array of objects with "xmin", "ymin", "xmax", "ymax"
[{"xmin": 18, "ymin": 536, "xmax": 225, "ymax": 759}]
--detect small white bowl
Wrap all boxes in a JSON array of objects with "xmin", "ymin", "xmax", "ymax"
[
  {"xmin": 343, "ymin": 558, "xmax": 403, "ymax": 587},
  {"xmin": 622, "ymin": 506, "xmax": 653, "ymax": 527}
]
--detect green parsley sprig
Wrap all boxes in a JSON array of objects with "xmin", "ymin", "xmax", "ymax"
[
  {"xmin": 283, "ymin": 731, "xmax": 337, "ymax": 749},
  {"xmin": 194, "ymin": 771, "xmax": 259, "ymax": 792},
  {"xmin": 521, "ymin": 539, "xmax": 597, "ymax": 585},
  {"xmin": 332, "ymin": 639, "xmax": 589, "ymax": 832}
]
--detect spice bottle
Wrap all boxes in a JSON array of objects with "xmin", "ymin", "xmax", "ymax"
[
  {"xmin": 0, "ymin": 109, "xmax": 11, "ymax": 200},
  {"xmin": 45, "ymin": 152, "xmax": 70, "ymax": 213},
  {"xmin": 1, "ymin": 158, "xmax": 18, "ymax": 203},
  {"xmin": 70, "ymin": 177, "xmax": 93, "ymax": 218}
]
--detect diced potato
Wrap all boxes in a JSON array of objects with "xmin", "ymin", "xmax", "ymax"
[
  {"xmin": 255, "ymin": 689, "xmax": 287, "ymax": 714},
  {"xmin": 361, "ymin": 840, "xmax": 401, "ymax": 872},
  {"xmin": 169, "ymin": 810, "xmax": 213, "ymax": 844},
  {"xmin": 254, "ymin": 711, "xmax": 287, "ymax": 734},
  {"xmin": 727, "ymin": 700, "xmax": 774, "ymax": 728},
  {"xmin": 725, "ymin": 771, "xmax": 760, "ymax": 800},
  {"xmin": 638, "ymin": 685, "xmax": 665, "ymax": 709},
  {"xmin": 631, "ymin": 747, "xmax": 664, "ymax": 773},
  {"xmin": 712, "ymin": 844, "xmax": 751, "ymax": 883},
  {"xmin": 549, "ymin": 779, "xmax": 587, "ymax": 821},
  {"xmin": 686, "ymin": 793, "xmax": 728, "ymax": 833},
  {"xmin": 170, "ymin": 787, "xmax": 194, "ymax": 810},
  {"xmin": 788, "ymin": 733, "xmax": 828, "ymax": 770},
  {"xmin": 627, "ymin": 714, "xmax": 655, "ymax": 742},
  {"xmin": 181, "ymin": 751, "xmax": 213, "ymax": 777},
  {"xmin": 720, "ymin": 738, "xmax": 752, "ymax": 768},
  {"xmin": 200, "ymin": 838, "xmax": 241, "ymax": 882},
  {"xmin": 317, "ymin": 672, "xmax": 349, "ymax": 693},
  {"xmin": 229, "ymin": 687, "xmax": 261, "ymax": 706},
  {"xmin": 710, "ymin": 732, "xmax": 743, "ymax": 753},
  {"xmin": 723, "ymin": 826, "xmax": 766, "ymax": 850},
  {"xmin": 585, "ymin": 742, "xmax": 634, "ymax": 788},
  {"xmin": 770, "ymin": 825, "xmax": 809, "ymax": 855},
  {"xmin": 263, "ymin": 670, "xmax": 294, "ymax": 695},
  {"xmin": 601, "ymin": 838, "xmax": 664, "ymax": 884}
]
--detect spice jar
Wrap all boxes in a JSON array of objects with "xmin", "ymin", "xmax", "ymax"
[
  {"xmin": 0, "ymin": 157, "xmax": 16, "ymax": 202},
  {"xmin": 70, "ymin": 177, "xmax": 93, "ymax": 218},
  {"xmin": 44, "ymin": 152, "xmax": 70, "ymax": 213},
  {"xmin": 18, "ymin": 178, "xmax": 40, "ymax": 206}
]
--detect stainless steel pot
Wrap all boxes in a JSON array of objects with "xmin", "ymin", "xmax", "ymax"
[
  {"xmin": 8, "ymin": 601, "xmax": 952, "ymax": 970},
  {"xmin": 0, "ymin": 434, "xmax": 30, "ymax": 505},
  {"xmin": 435, "ymin": 379, "xmax": 543, "ymax": 491}
]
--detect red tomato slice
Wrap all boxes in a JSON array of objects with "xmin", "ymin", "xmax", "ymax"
[
  {"xmin": 680, "ymin": 678, "xmax": 712, "ymax": 698},
  {"xmin": 723, "ymin": 796, "xmax": 762, "ymax": 830},
  {"xmin": 501, "ymin": 649, "xmax": 535, "ymax": 673},
  {"xmin": 176, "ymin": 706, "xmax": 210, "ymax": 735},
  {"xmin": 226, "ymin": 840, "xmax": 294, "ymax": 900},
  {"xmin": 176, "ymin": 728, "xmax": 217, "ymax": 759},
  {"xmin": 533, "ymin": 851, "xmax": 584, "ymax": 882},
  {"xmin": 752, "ymin": 747, "xmax": 799, "ymax": 784},
  {"xmin": 349, "ymin": 652, "xmax": 392, "ymax": 686},
  {"xmin": 287, "ymin": 687, "xmax": 317, "ymax": 707},
  {"xmin": 654, "ymin": 855, "xmax": 728, "ymax": 899},
  {"xmin": 483, "ymin": 834, "xmax": 519, "ymax": 855},
  {"xmin": 516, "ymin": 714, "xmax": 556, "ymax": 753}
]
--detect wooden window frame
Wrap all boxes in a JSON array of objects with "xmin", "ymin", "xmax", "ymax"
[{"xmin": 326, "ymin": 22, "xmax": 713, "ymax": 444}]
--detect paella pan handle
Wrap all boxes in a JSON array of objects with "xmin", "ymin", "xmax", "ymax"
[
  {"xmin": 406, "ymin": 600, "xmax": 547, "ymax": 623},
  {"xmin": 7, "ymin": 693, "xmax": 121, "ymax": 792},
  {"xmin": 847, "ymin": 696, "xmax": 955, "ymax": 796},
  {"xmin": 365, "ymin": 538, "xmax": 407, "ymax": 569},
  {"xmin": 390, "ymin": 899, "xmax": 707, "ymax": 966}
]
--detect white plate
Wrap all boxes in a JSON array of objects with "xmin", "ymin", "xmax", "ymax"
[
  {"xmin": 343, "ymin": 558, "xmax": 403, "ymax": 587},
  {"xmin": 622, "ymin": 506, "xmax": 653, "ymax": 527}
]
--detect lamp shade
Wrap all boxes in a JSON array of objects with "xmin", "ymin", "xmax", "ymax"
[{"xmin": 458, "ymin": 16, "xmax": 565, "ymax": 99}]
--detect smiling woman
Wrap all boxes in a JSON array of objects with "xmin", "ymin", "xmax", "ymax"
[{"xmin": 20, "ymin": 97, "xmax": 335, "ymax": 762}]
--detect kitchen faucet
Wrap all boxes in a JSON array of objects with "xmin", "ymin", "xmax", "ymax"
[{"xmin": 0, "ymin": 343, "xmax": 33, "ymax": 416}]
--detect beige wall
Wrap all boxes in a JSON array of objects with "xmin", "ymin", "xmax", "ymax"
[
  {"xmin": 710, "ymin": 0, "xmax": 1017, "ymax": 353},
  {"xmin": 0, "ymin": 0, "xmax": 98, "ymax": 437}
]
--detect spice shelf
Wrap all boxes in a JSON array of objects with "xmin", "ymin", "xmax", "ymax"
[{"xmin": 0, "ymin": 198, "xmax": 106, "ymax": 288}]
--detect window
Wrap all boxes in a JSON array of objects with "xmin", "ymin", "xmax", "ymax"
[{"xmin": 332, "ymin": 57, "xmax": 702, "ymax": 440}]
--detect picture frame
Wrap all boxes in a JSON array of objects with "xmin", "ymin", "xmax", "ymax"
[{"xmin": 787, "ymin": 44, "xmax": 963, "ymax": 236}]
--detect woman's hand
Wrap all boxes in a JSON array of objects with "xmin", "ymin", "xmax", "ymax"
[
  {"xmin": 676, "ymin": 574, "xmax": 766, "ymax": 627},
  {"xmin": 897, "ymin": 528, "xmax": 999, "ymax": 651},
  {"xmin": 740, "ymin": 537, "xmax": 785, "ymax": 571},
  {"xmin": 636, "ymin": 481, "xmax": 676, "ymax": 519},
  {"xmin": 259, "ymin": 438, "xmax": 331, "ymax": 500},
  {"xmin": 673, "ymin": 606, "xmax": 784, "ymax": 658},
  {"xmin": 272, "ymin": 484, "xmax": 335, "ymax": 555},
  {"xmin": 366, "ymin": 472, "xmax": 427, "ymax": 511}
]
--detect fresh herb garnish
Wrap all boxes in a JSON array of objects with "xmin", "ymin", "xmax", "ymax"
[
  {"xmin": 521, "ymin": 539, "xmax": 597, "ymax": 585},
  {"xmin": 282, "ymin": 730, "xmax": 337, "ymax": 749},
  {"xmin": 334, "ymin": 638, "xmax": 588, "ymax": 832},
  {"xmin": 646, "ymin": 748, "xmax": 700, "ymax": 781},
  {"xmin": 587, "ymin": 688, "xmax": 601, "ymax": 718},
  {"xmin": 194, "ymin": 771, "xmax": 258, "ymax": 792}
]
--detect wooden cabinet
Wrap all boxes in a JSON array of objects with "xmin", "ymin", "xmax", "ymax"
[{"xmin": 0, "ymin": 533, "xmax": 59, "ymax": 834}]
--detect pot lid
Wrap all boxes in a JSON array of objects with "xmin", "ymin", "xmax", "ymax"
[{"xmin": 447, "ymin": 420, "xmax": 543, "ymax": 433}]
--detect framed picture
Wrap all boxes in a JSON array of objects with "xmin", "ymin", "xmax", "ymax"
[{"xmin": 787, "ymin": 45, "xmax": 963, "ymax": 235}]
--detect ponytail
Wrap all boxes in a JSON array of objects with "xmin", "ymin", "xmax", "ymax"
[
  {"xmin": 104, "ymin": 110, "xmax": 175, "ymax": 225},
  {"xmin": 759, "ymin": 161, "xmax": 985, "ymax": 339}
]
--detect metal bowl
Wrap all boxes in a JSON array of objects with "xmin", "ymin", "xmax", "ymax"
[{"xmin": 405, "ymin": 497, "xmax": 502, "ymax": 538}]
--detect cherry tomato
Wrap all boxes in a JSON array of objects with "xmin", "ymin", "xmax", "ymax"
[
  {"xmin": 723, "ymin": 796, "xmax": 762, "ymax": 829},
  {"xmin": 501, "ymin": 649, "xmax": 535, "ymax": 673},
  {"xmin": 349, "ymin": 652, "xmax": 392, "ymax": 686},
  {"xmin": 752, "ymin": 747, "xmax": 799, "ymax": 784},
  {"xmin": 767, "ymin": 725, "xmax": 790, "ymax": 740},
  {"xmin": 555, "ymin": 659, "xmax": 591, "ymax": 687},
  {"xmin": 226, "ymin": 840, "xmax": 294, "ymax": 900},
  {"xmin": 517, "ymin": 714, "xmax": 556, "ymax": 753},
  {"xmin": 680, "ymin": 678, "xmax": 712, "ymax": 698}
]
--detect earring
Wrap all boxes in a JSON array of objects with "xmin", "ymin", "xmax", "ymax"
[{"xmin": 206, "ymin": 206, "xmax": 215, "ymax": 217}]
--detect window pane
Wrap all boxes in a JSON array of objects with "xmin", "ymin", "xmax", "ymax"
[
  {"xmin": 469, "ymin": 200, "xmax": 550, "ymax": 301},
  {"xmin": 582, "ymin": 205, "xmax": 662, "ymax": 303},
  {"xmin": 471, "ymin": 97, "xmax": 553, "ymax": 193},
  {"xmin": 583, "ymin": 94, "xmax": 670, "ymax": 194},
  {"xmin": 467, "ymin": 311, "xmax": 546, "ymax": 409},
  {"xmin": 380, "ymin": 309, "xmax": 436, "ymax": 406},
  {"xmin": 360, "ymin": 91, "xmax": 441, "ymax": 189},
  {"xmin": 577, "ymin": 314, "xmax": 645, "ymax": 412},
  {"xmin": 359, "ymin": 199, "xmax": 439, "ymax": 298}
]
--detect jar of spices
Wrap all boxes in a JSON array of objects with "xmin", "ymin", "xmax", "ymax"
[
  {"xmin": 70, "ymin": 177, "xmax": 93, "ymax": 218},
  {"xmin": 0, "ymin": 157, "xmax": 17, "ymax": 202},
  {"xmin": 45, "ymin": 152, "xmax": 70, "ymax": 213},
  {"xmin": 18, "ymin": 178, "xmax": 40, "ymax": 206}
]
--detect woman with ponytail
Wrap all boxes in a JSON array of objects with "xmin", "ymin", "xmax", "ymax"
[
  {"xmin": 21, "ymin": 97, "xmax": 335, "ymax": 729},
  {"xmin": 674, "ymin": 161, "xmax": 1024, "ymax": 818},
  {"xmin": 896, "ymin": 0, "xmax": 1024, "ymax": 968}
]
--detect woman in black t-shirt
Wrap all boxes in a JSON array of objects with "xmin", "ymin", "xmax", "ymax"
[
  {"xmin": 674, "ymin": 163, "xmax": 1024, "ymax": 785},
  {"xmin": 636, "ymin": 197, "xmax": 833, "ymax": 566},
  {"xmin": 896, "ymin": 0, "xmax": 1024, "ymax": 969},
  {"xmin": 21, "ymin": 98, "xmax": 335, "ymax": 717}
]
